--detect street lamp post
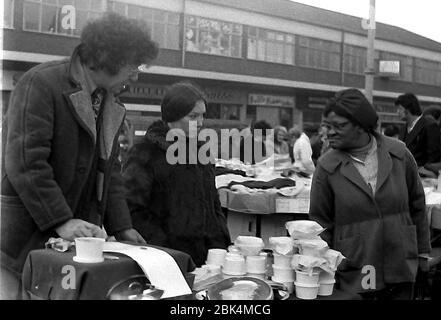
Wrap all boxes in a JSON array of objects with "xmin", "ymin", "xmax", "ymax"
[{"xmin": 365, "ymin": 0, "xmax": 376, "ymax": 104}]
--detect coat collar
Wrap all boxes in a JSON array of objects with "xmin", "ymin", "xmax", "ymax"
[
  {"xmin": 63, "ymin": 46, "xmax": 126, "ymax": 159},
  {"xmin": 319, "ymin": 133, "xmax": 406, "ymax": 197},
  {"xmin": 404, "ymin": 116, "xmax": 425, "ymax": 145}
]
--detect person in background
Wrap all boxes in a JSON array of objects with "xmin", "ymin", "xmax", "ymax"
[
  {"xmin": 309, "ymin": 88, "xmax": 431, "ymax": 300},
  {"xmin": 383, "ymin": 124, "xmax": 401, "ymax": 140},
  {"xmin": 0, "ymin": 13, "xmax": 158, "ymax": 299},
  {"xmin": 240, "ymin": 120, "xmax": 272, "ymax": 164},
  {"xmin": 123, "ymin": 82, "xmax": 231, "ymax": 266},
  {"xmin": 273, "ymin": 125, "xmax": 289, "ymax": 155},
  {"xmin": 118, "ymin": 119, "xmax": 134, "ymax": 169},
  {"xmin": 310, "ymin": 124, "xmax": 330, "ymax": 165},
  {"xmin": 288, "ymin": 125, "xmax": 315, "ymax": 174},
  {"xmin": 395, "ymin": 93, "xmax": 441, "ymax": 168}
]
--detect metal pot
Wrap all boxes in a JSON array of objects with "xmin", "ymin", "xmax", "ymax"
[
  {"xmin": 106, "ymin": 275, "xmax": 164, "ymax": 300},
  {"xmin": 195, "ymin": 277, "xmax": 289, "ymax": 300}
]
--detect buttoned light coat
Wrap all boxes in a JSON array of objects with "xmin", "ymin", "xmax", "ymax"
[
  {"xmin": 309, "ymin": 133, "xmax": 431, "ymax": 294},
  {"xmin": 1, "ymin": 47, "xmax": 132, "ymax": 275}
]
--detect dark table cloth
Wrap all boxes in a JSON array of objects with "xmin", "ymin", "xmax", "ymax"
[{"xmin": 22, "ymin": 244, "xmax": 196, "ymax": 300}]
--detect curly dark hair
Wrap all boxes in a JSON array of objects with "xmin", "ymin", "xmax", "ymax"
[{"xmin": 79, "ymin": 12, "xmax": 159, "ymax": 75}]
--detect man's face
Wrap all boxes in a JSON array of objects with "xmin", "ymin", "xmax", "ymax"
[
  {"xmin": 104, "ymin": 65, "xmax": 140, "ymax": 94},
  {"xmin": 168, "ymin": 100, "xmax": 206, "ymax": 138},
  {"xmin": 322, "ymin": 111, "xmax": 363, "ymax": 150},
  {"xmin": 397, "ymin": 105, "xmax": 409, "ymax": 123}
]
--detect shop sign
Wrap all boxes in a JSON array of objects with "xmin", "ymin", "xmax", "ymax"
[
  {"xmin": 379, "ymin": 60, "xmax": 400, "ymax": 77},
  {"xmin": 125, "ymin": 84, "xmax": 244, "ymax": 104},
  {"xmin": 248, "ymin": 94, "xmax": 294, "ymax": 107}
]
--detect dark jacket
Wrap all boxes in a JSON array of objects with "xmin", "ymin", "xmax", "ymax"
[
  {"xmin": 309, "ymin": 134, "xmax": 431, "ymax": 294},
  {"xmin": 401, "ymin": 115, "xmax": 441, "ymax": 167},
  {"xmin": 123, "ymin": 121, "xmax": 231, "ymax": 266},
  {"xmin": 1, "ymin": 47, "xmax": 132, "ymax": 275}
]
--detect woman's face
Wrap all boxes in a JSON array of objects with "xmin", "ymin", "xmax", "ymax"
[
  {"xmin": 168, "ymin": 100, "xmax": 206, "ymax": 138},
  {"xmin": 276, "ymin": 130, "xmax": 286, "ymax": 143},
  {"xmin": 322, "ymin": 111, "xmax": 363, "ymax": 150}
]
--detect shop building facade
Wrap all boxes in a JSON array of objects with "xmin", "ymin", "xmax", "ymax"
[{"xmin": 2, "ymin": 0, "xmax": 441, "ymax": 141}]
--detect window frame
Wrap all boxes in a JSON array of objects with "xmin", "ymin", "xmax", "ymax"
[
  {"xmin": 184, "ymin": 15, "xmax": 243, "ymax": 59},
  {"xmin": 22, "ymin": 0, "xmax": 105, "ymax": 37},
  {"xmin": 246, "ymin": 26, "xmax": 295, "ymax": 65},
  {"xmin": 109, "ymin": 1, "xmax": 180, "ymax": 50},
  {"xmin": 3, "ymin": 0, "xmax": 15, "ymax": 29},
  {"xmin": 297, "ymin": 36, "xmax": 341, "ymax": 72},
  {"xmin": 414, "ymin": 57, "xmax": 441, "ymax": 86}
]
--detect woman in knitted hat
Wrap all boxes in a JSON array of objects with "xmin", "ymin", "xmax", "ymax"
[
  {"xmin": 309, "ymin": 88, "xmax": 430, "ymax": 300},
  {"xmin": 122, "ymin": 82, "xmax": 231, "ymax": 266}
]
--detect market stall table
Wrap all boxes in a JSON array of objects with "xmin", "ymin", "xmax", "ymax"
[{"xmin": 22, "ymin": 245, "xmax": 196, "ymax": 300}]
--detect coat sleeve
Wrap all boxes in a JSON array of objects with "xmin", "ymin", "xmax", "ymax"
[
  {"xmin": 308, "ymin": 163, "xmax": 335, "ymax": 246},
  {"xmin": 102, "ymin": 151, "xmax": 133, "ymax": 235},
  {"xmin": 404, "ymin": 148, "xmax": 431, "ymax": 254},
  {"xmin": 122, "ymin": 144, "xmax": 168, "ymax": 243},
  {"xmin": 425, "ymin": 120, "xmax": 441, "ymax": 164},
  {"xmin": 4, "ymin": 72, "xmax": 73, "ymax": 232}
]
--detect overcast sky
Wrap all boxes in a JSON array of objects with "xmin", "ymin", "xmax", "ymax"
[{"xmin": 291, "ymin": 0, "xmax": 441, "ymax": 43}]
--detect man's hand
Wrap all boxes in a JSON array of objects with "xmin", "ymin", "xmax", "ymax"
[
  {"xmin": 114, "ymin": 228, "xmax": 147, "ymax": 245},
  {"xmin": 418, "ymin": 253, "xmax": 430, "ymax": 273},
  {"xmin": 55, "ymin": 219, "xmax": 106, "ymax": 241}
]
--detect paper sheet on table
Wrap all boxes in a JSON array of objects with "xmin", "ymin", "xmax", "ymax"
[{"xmin": 103, "ymin": 242, "xmax": 191, "ymax": 298}]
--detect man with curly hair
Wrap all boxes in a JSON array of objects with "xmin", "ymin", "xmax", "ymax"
[{"xmin": 1, "ymin": 13, "xmax": 158, "ymax": 299}]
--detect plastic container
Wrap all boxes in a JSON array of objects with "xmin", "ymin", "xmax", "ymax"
[
  {"xmin": 272, "ymin": 277, "xmax": 294, "ymax": 294},
  {"xmin": 206, "ymin": 248, "xmax": 227, "ymax": 267},
  {"xmin": 318, "ymin": 280, "xmax": 336, "ymax": 296},
  {"xmin": 294, "ymin": 282, "xmax": 319, "ymax": 300},
  {"xmin": 235, "ymin": 236, "xmax": 265, "ymax": 256},
  {"xmin": 318, "ymin": 271, "xmax": 335, "ymax": 283},
  {"xmin": 295, "ymin": 270, "xmax": 319, "ymax": 285},
  {"xmin": 246, "ymin": 255, "xmax": 266, "ymax": 274},
  {"xmin": 223, "ymin": 255, "xmax": 246, "ymax": 276},
  {"xmin": 272, "ymin": 265, "xmax": 295, "ymax": 282},
  {"xmin": 273, "ymin": 253, "xmax": 294, "ymax": 268}
]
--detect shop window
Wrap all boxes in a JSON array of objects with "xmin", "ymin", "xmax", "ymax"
[
  {"xmin": 344, "ymin": 45, "xmax": 367, "ymax": 75},
  {"xmin": 247, "ymin": 26, "xmax": 294, "ymax": 65},
  {"xmin": 3, "ymin": 0, "xmax": 14, "ymax": 29},
  {"xmin": 415, "ymin": 58, "xmax": 441, "ymax": 86},
  {"xmin": 185, "ymin": 16, "xmax": 242, "ymax": 58},
  {"xmin": 380, "ymin": 51, "xmax": 413, "ymax": 82},
  {"xmin": 109, "ymin": 2, "xmax": 180, "ymax": 50},
  {"xmin": 23, "ymin": 0, "xmax": 105, "ymax": 36},
  {"xmin": 206, "ymin": 104, "xmax": 241, "ymax": 120},
  {"xmin": 297, "ymin": 36, "xmax": 341, "ymax": 71}
]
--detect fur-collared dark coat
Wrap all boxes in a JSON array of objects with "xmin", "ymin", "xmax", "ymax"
[{"xmin": 122, "ymin": 121, "xmax": 231, "ymax": 266}]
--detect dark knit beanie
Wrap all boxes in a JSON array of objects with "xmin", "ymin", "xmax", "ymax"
[
  {"xmin": 161, "ymin": 82, "xmax": 207, "ymax": 123},
  {"xmin": 327, "ymin": 88, "xmax": 378, "ymax": 131}
]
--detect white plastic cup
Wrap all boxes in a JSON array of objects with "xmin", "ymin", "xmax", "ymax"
[
  {"xmin": 74, "ymin": 237, "xmax": 105, "ymax": 263},
  {"xmin": 246, "ymin": 255, "xmax": 266, "ymax": 274},
  {"xmin": 273, "ymin": 253, "xmax": 294, "ymax": 268},
  {"xmin": 223, "ymin": 255, "xmax": 246, "ymax": 276},
  {"xmin": 318, "ymin": 280, "xmax": 336, "ymax": 296},
  {"xmin": 206, "ymin": 248, "xmax": 227, "ymax": 267},
  {"xmin": 294, "ymin": 282, "xmax": 319, "ymax": 300},
  {"xmin": 295, "ymin": 270, "xmax": 320, "ymax": 285},
  {"xmin": 319, "ymin": 271, "xmax": 335, "ymax": 283},
  {"xmin": 272, "ymin": 265, "xmax": 295, "ymax": 281}
]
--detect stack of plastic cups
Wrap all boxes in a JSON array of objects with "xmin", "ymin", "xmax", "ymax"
[
  {"xmin": 294, "ymin": 270, "xmax": 320, "ymax": 299},
  {"xmin": 318, "ymin": 271, "xmax": 336, "ymax": 296},
  {"xmin": 206, "ymin": 249, "xmax": 227, "ymax": 267},
  {"xmin": 271, "ymin": 253, "xmax": 295, "ymax": 294},
  {"xmin": 246, "ymin": 255, "xmax": 267, "ymax": 280}
]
